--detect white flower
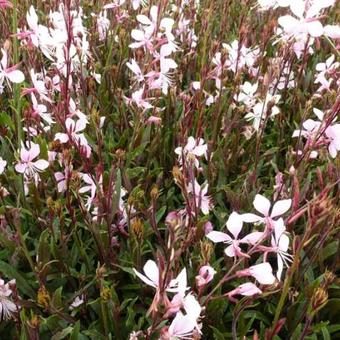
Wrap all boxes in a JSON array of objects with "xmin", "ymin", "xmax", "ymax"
[
  {"xmin": 0, "ymin": 279, "xmax": 17, "ymax": 320},
  {"xmin": 0, "ymin": 157, "xmax": 7, "ymax": 174},
  {"xmin": 174, "ymin": 136, "xmax": 207, "ymax": 169}
]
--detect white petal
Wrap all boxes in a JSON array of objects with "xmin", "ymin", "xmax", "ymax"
[
  {"xmin": 307, "ymin": 21, "xmax": 324, "ymax": 37},
  {"xmin": 142, "ymin": 260, "xmax": 159, "ymax": 285},
  {"xmin": 241, "ymin": 213, "xmax": 262, "ymax": 223},
  {"xmin": 253, "ymin": 194, "xmax": 271, "ymax": 216},
  {"xmin": 206, "ymin": 231, "xmax": 232, "ymax": 243},
  {"xmin": 226, "ymin": 212, "xmax": 243, "ymax": 239},
  {"xmin": 241, "ymin": 231, "xmax": 264, "ymax": 244},
  {"xmin": 33, "ymin": 159, "xmax": 49, "ymax": 171},
  {"xmin": 7, "ymin": 70, "xmax": 25, "ymax": 83},
  {"xmin": 271, "ymin": 199, "xmax": 291, "ymax": 218}
]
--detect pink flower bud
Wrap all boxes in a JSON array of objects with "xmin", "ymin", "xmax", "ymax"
[{"xmin": 196, "ymin": 265, "xmax": 216, "ymax": 287}]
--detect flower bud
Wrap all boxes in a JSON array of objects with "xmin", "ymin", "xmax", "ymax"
[
  {"xmin": 311, "ymin": 287, "xmax": 328, "ymax": 312},
  {"xmin": 131, "ymin": 218, "xmax": 144, "ymax": 243},
  {"xmin": 195, "ymin": 265, "xmax": 216, "ymax": 287},
  {"xmin": 37, "ymin": 286, "xmax": 50, "ymax": 308}
]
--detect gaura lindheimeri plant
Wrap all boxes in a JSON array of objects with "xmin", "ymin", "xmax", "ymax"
[{"xmin": 0, "ymin": 0, "xmax": 339, "ymax": 338}]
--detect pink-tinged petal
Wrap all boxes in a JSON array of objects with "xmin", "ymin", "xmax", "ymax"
[
  {"xmin": 168, "ymin": 268, "xmax": 187, "ymax": 294},
  {"xmin": 183, "ymin": 294, "xmax": 201, "ymax": 321},
  {"xmin": 241, "ymin": 231, "xmax": 264, "ymax": 244},
  {"xmin": 131, "ymin": 29, "xmax": 144, "ymax": 42},
  {"xmin": 328, "ymin": 144, "xmax": 337, "ymax": 158},
  {"xmin": 324, "ymin": 25, "xmax": 340, "ymax": 39},
  {"xmin": 273, "ymin": 218, "xmax": 286, "ymax": 242},
  {"xmin": 136, "ymin": 14, "xmax": 152, "ymax": 26},
  {"xmin": 249, "ymin": 262, "xmax": 276, "ymax": 285},
  {"xmin": 307, "ymin": 21, "xmax": 324, "ymax": 38},
  {"xmin": 133, "ymin": 268, "xmax": 157, "ymax": 288},
  {"xmin": 169, "ymin": 312, "xmax": 195, "ymax": 337},
  {"xmin": 241, "ymin": 213, "xmax": 262, "ymax": 223},
  {"xmin": 290, "ymin": 0, "xmax": 304, "ymax": 18},
  {"xmin": 271, "ymin": 199, "xmax": 291, "ymax": 218},
  {"xmin": 6, "ymin": 70, "xmax": 25, "ymax": 83},
  {"xmin": 206, "ymin": 231, "xmax": 232, "ymax": 243},
  {"xmin": 277, "ymin": 255, "xmax": 284, "ymax": 281},
  {"xmin": 192, "ymin": 144, "xmax": 207, "ymax": 157},
  {"xmin": 15, "ymin": 163, "xmax": 27, "ymax": 173},
  {"xmin": 226, "ymin": 212, "xmax": 243, "ymax": 239},
  {"xmin": 198, "ymin": 265, "xmax": 216, "ymax": 285},
  {"xmin": 33, "ymin": 159, "xmax": 49, "ymax": 171},
  {"xmin": 253, "ymin": 194, "xmax": 271, "ymax": 216},
  {"xmin": 150, "ymin": 5, "xmax": 158, "ymax": 22},
  {"xmin": 278, "ymin": 234, "xmax": 290, "ymax": 252},
  {"xmin": 27, "ymin": 6, "xmax": 38, "ymax": 30},
  {"xmin": 225, "ymin": 244, "xmax": 237, "ymax": 257},
  {"xmin": 313, "ymin": 108, "xmax": 324, "ymax": 121},
  {"xmin": 20, "ymin": 148, "xmax": 31, "ymax": 162},
  {"xmin": 65, "ymin": 118, "xmax": 75, "ymax": 131},
  {"xmin": 29, "ymin": 143, "xmax": 40, "ymax": 160},
  {"xmin": 75, "ymin": 118, "xmax": 87, "ymax": 133},
  {"xmin": 278, "ymin": 15, "xmax": 299, "ymax": 34},
  {"xmin": 142, "ymin": 260, "xmax": 159, "ymax": 285},
  {"xmin": 1, "ymin": 49, "xmax": 7, "ymax": 69},
  {"xmin": 185, "ymin": 136, "xmax": 196, "ymax": 151},
  {"xmin": 54, "ymin": 133, "xmax": 69, "ymax": 143},
  {"xmin": 303, "ymin": 119, "xmax": 320, "ymax": 131},
  {"xmin": 238, "ymin": 282, "xmax": 262, "ymax": 296}
]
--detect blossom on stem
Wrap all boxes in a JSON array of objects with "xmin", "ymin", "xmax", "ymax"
[
  {"xmin": 237, "ymin": 262, "xmax": 276, "ymax": 285},
  {"xmin": 227, "ymin": 282, "xmax": 262, "ymax": 301},
  {"xmin": 195, "ymin": 265, "xmax": 216, "ymax": 287},
  {"xmin": 241, "ymin": 194, "xmax": 291, "ymax": 229},
  {"xmin": 15, "ymin": 142, "xmax": 49, "ymax": 181},
  {"xmin": 0, "ymin": 279, "xmax": 17, "ymax": 320},
  {"xmin": 174, "ymin": 136, "xmax": 207, "ymax": 169},
  {"xmin": 187, "ymin": 179, "xmax": 212, "ymax": 215},
  {"xmin": 207, "ymin": 212, "xmax": 264, "ymax": 257},
  {"xmin": 0, "ymin": 49, "xmax": 25, "ymax": 91}
]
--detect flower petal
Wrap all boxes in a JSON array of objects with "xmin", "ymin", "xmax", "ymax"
[
  {"xmin": 271, "ymin": 199, "xmax": 291, "ymax": 218},
  {"xmin": 253, "ymin": 194, "xmax": 271, "ymax": 216},
  {"xmin": 206, "ymin": 231, "xmax": 232, "ymax": 243}
]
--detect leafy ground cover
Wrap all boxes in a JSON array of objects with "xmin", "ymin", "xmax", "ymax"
[{"xmin": 0, "ymin": 0, "xmax": 339, "ymax": 339}]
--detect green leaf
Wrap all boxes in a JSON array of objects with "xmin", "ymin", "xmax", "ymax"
[
  {"xmin": 0, "ymin": 260, "xmax": 35, "ymax": 298},
  {"xmin": 51, "ymin": 326, "xmax": 73, "ymax": 340}
]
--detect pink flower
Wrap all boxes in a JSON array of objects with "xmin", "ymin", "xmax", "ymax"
[
  {"xmin": 195, "ymin": 265, "xmax": 216, "ymax": 287},
  {"xmin": 187, "ymin": 180, "xmax": 212, "ymax": 215},
  {"xmin": 0, "ymin": 279, "xmax": 17, "ymax": 320},
  {"xmin": 15, "ymin": 142, "xmax": 49, "ymax": 179},
  {"xmin": 227, "ymin": 282, "xmax": 262, "ymax": 300},
  {"xmin": 324, "ymin": 25, "xmax": 340, "ymax": 39},
  {"xmin": 174, "ymin": 136, "xmax": 207, "ymax": 169},
  {"xmin": 325, "ymin": 124, "xmax": 340, "ymax": 158},
  {"xmin": 0, "ymin": 0, "xmax": 13, "ymax": 9},
  {"xmin": 127, "ymin": 88, "xmax": 153, "ymax": 111},
  {"xmin": 165, "ymin": 312, "xmax": 197, "ymax": 339},
  {"xmin": 278, "ymin": 0, "xmax": 334, "ymax": 38},
  {"xmin": 79, "ymin": 174, "xmax": 102, "ymax": 210},
  {"xmin": 54, "ymin": 117, "xmax": 91, "ymax": 158},
  {"xmin": 241, "ymin": 194, "xmax": 291, "ymax": 227},
  {"xmin": 0, "ymin": 49, "xmax": 25, "ymax": 88},
  {"xmin": 126, "ymin": 59, "xmax": 144, "ymax": 83},
  {"xmin": 207, "ymin": 212, "xmax": 264, "ymax": 257},
  {"xmin": 237, "ymin": 262, "xmax": 276, "ymax": 285}
]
